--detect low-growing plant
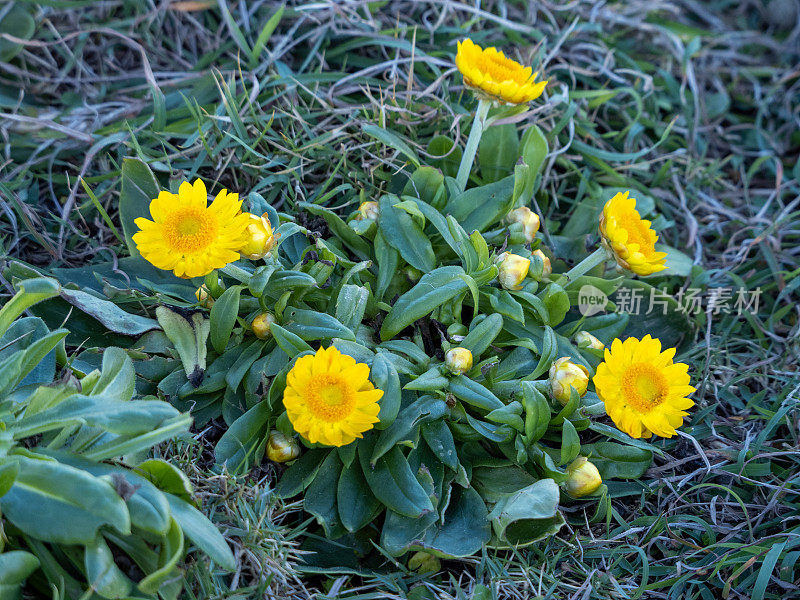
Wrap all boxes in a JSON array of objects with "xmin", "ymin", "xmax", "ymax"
[
  {"xmin": 0, "ymin": 278, "xmax": 234, "ymax": 599},
  {"xmin": 3, "ymin": 37, "xmax": 697, "ymax": 567}
]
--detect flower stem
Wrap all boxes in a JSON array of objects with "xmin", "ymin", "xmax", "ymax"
[
  {"xmin": 560, "ymin": 247, "xmax": 610, "ymax": 289},
  {"xmin": 455, "ymin": 98, "xmax": 492, "ymax": 191}
]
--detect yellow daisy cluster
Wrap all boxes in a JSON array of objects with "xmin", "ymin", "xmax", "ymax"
[
  {"xmin": 283, "ymin": 346, "xmax": 383, "ymax": 447},
  {"xmin": 593, "ymin": 335, "xmax": 695, "ymax": 439},
  {"xmin": 599, "ymin": 191, "xmax": 668, "ymax": 276},
  {"xmin": 455, "ymin": 38, "xmax": 547, "ymax": 105}
]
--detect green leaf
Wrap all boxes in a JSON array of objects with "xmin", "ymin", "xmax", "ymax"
[
  {"xmin": 428, "ymin": 135, "xmax": 462, "ymax": 179},
  {"xmin": 249, "ymin": 4, "xmax": 284, "ymax": 67},
  {"xmin": 560, "ymin": 420, "xmax": 580, "ymax": 465},
  {"xmin": 84, "ymin": 536, "xmax": 134, "ymax": 599},
  {"xmin": 421, "ymin": 421, "xmax": 458, "ymax": 471},
  {"xmin": 282, "ymin": 307, "xmax": 355, "ymax": 342},
  {"xmin": 485, "ymin": 289, "xmax": 525, "ymax": 323},
  {"xmin": 335, "ymin": 285, "xmax": 369, "ymax": 331},
  {"xmin": 371, "ymin": 396, "xmax": 447, "ymax": 464},
  {"xmin": 489, "ymin": 479, "xmax": 564, "ymax": 547},
  {"xmin": 0, "ymin": 551, "xmax": 40, "ymax": 599},
  {"xmin": 156, "ymin": 307, "xmax": 210, "ymax": 380},
  {"xmin": 522, "ymin": 383, "xmax": 550, "ymax": 443},
  {"xmin": 404, "ymin": 366, "xmax": 449, "ymax": 392},
  {"xmin": 297, "ymin": 202, "xmax": 371, "ymax": 258},
  {"xmin": 337, "ymin": 460, "xmax": 380, "ymax": 532},
  {"xmin": 0, "ymin": 278, "xmax": 60, "ymax": 339},
  {"xmin": 1, "ymin": 456, "xmax": 130, "ymax": 544},
  {"xmin": 166, "ymin": 493, "xmax": 236, "ymax": 571},
  {"xmin": 380, "ymin": 266, "xmax": 469, "ymax": 340},
  {"xmin": 581, "ymin": 442, "xmax": 652, "ymax": 479},
  {"xmin": 137, "ymin": 517, "xmax": 184, "ymax": 594},
  {"xmin": 403, "ymin": 166, "xmax": 445, "ymax": 206},
  {"xmin": 448, "ymin": 375, "xmax": 504, "ymax": 411},
  {"xmin": 359, "ymin": 442, "xmax": 434, "ymax": 518},
  {"xmin": 60, "ymin": 289, "xmax": 159, "ymax": 336},
  {"xmin": 305, "ymin": 451, "xmax": 343, "ymax": 537},
  {"xmin": 88, "ymin": 347, "xmax": 136, "ymax": 402},
  {"xmin": 209, "ymin": 285, "xmax": 243, "ymax": 353},
  {"xmin": 362, "ymin": 123, "xmax": 420, "ymax": 167},
  {"xmin": 137, "ymin": 459, "xmax": 193, "ymax": 503},
  {"xmin": 274, "ymin": 448, "xmax": 328, "ymax": 498},
  {"xmin": 461, "ymin": 314, "xmax": 503, "ymax": 357},
  {"xmin": 0, "ymin": 4, "xmax": 34, "ymax": 61},
  {"xmin": 371, "ymin": 353, "xmax": 402, "ymax": 429},
  {"xmin": 214, "ymin": 401, "xmax": 271, "ymax": 474},
  {"xmin": 519, "ymin": 125, "xmax": 548, "ymax": 197},
  {"xmin": 269, "ymin": 323, "xmax": 314, "ymax": 358},
  {"xmin": 0, "ymin": 461, "xmax": 19, "ymax": 498},
  {"xmin": 378, "ymin": 195, "xmax": 436, "ymax": 273},
  {"xmin": 445, "ymin": 176, "xmax": 514, "ymax": 233},
  {"xmin": 119, "ymin": 158, "xmax": 160, "ymax": 257},
  {"xmin": 479, "ymin": 123, "xmax": 519, "ymax": 183}
]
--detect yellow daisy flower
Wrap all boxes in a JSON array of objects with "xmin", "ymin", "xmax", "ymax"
[
  {"xmin": 598, "ymin": 191, "xmax": 668, "ymax": 276},
  {"xmin": 455, "ymin": 38, "xmax": 547, "ymax": 105},
  {"xmin": 283, "ymin": 346, "xmax": 383, "ymax": 447},
  {"xmin": 593, "ymin": 335, "xmax": 695, "ymax": 439},
  {"xmin": 132, "ymin": 179, "xmax": 250, "ymax": 279}
]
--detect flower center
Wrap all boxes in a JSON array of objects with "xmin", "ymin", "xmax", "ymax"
[
  {"xmin": 306, "ymin": 374, "xmax": 355, "ymax": 422},
  {"xmin": 621, "ymin": 363, "xmax": 669, "ymax": 412},
  {"xmin": 618, "ymin": 210, "xmax": 655, "ymax": 254},
  {"xmin": 163, "ymin": 208, "xmax": 217, "ymax": 253}
]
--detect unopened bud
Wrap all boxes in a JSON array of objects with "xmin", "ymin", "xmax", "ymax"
[
  {"xmin": 549, "ymin": 357, "xmax": 589, "ymax": 405},
  {"xmin": 445, "ymin": 347, "xmax": 473, "ymax": 375},
  {"xmin": 240, "ymin": 213, "xmax": 277, "ymax": 260},
  {"xmin": 532, "ymin": 249, "xmax": 552, "ymax": 278},
  {"xmin": 196, "ymin": 285, "xmax": 214, "ymax": 308},
  {"xmin": 356, "ymin": 201, "xmax": 379, "ymax": 221},
  {"xmin": 507, "ymin": 207, "xmax": 540, "ymax": 243},
  {"xmin": 267, "ymin": 430, "xmax": 301, "ymax": 463},
  {"xmin": 574, "ymin": 331, "xmax": 604, "ymax": 351},
  {"xmin": 408, "ymin": 551, "xmax": 441, "ymax": 574},
  {"xmin": 252, "ymin": 312, "xmax": 276, "ymax": 340},
  {"xmin": 564, "ymin": 456, "xmax": 602, "ymax": 497},
  {"xmin": 496, "ymin": 252, "xmax": 530, "ymax": 290}
]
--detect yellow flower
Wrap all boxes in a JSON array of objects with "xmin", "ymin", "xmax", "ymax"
[
  {"xmin": 267, "ymin": 431, "xmax": 301, "ymax": 463},
  {"xmin": 599, "ymin": 191, "xmax": 668, "ymax": 276},
  {"xmin": 593, "ymin": 335, "xmax": 695, "ymax": 439},
  {"xmin": 445, "ymin": 347, "xmax": 473, "ymax": 374},
  {"xmin": 240, "ymin": 212, "xmax": 277, "ymax": 260},
  {"xmin": 251, "ymin": 312, "xmax": 275, "ymax": 340},
  {"xmin": 133, "ymin": 179, "xmax": 249, "ymax": 279},
  {"xmin": 283, "ymin": 346, "xmax": 383, "ymax": 447},
  {"xmin": 456, "ymin": 38, "xmax": 547, "ymax": 105},
  {"xmin": 507, "ymin": 207, "xmax": 540, "ymax": 243},
  {"xmin": 549, "ymin": 357, "xmax": 590, "ymax": 405},
  {"xmin": 496, "ymin": 252, "xmax": 530, "ymax": 290},
  {"xmin": 564, "ymin": 457, "xmax": 602, "ymax": 497}
]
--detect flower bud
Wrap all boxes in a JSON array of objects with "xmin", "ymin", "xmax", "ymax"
[
  {"xmin": 408, "ymin": 551, "xmax": 441, "ymax": 574},
  {"xmin": 496, "ymin": 252, "xmax": 530, "ymax": 290},
  {"xmin": 195, "ymin": 284, "xmax": 214, "ymax": 308},
  {"xmin": 240, "ymin": 213, "xmax": 277, "ymax": 260},
  {"xmin": 574, "ymin": 331, "xmax": 604, "ymax": 351},
  {"xmin": 251, "ymin": 312, "xmax": 276, "ymax": 340},
  {"xmin": 564, "ymin": 456, "xmax": 602, "ymax": 497},
  {"xmin": 532, "ymin": 249, "xmax": 551, "ymax": 278},
  {"xmin": 356, "ymin": 201, "xmax": 379, "ymax": 221},
  {"xmin": 267, "ymin": 430, "xmax": 301, "ymax": 463},
  {"xmin": 506, "ymin": 207, "xmax": 540, "ymax": 243},
  {"xmin": 549, "ymin": 357, "xmax": 589, "ymax": 405},
  {"xmin": 445, "ymin": 347, "xmax": 473, "ymax": 374}
]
